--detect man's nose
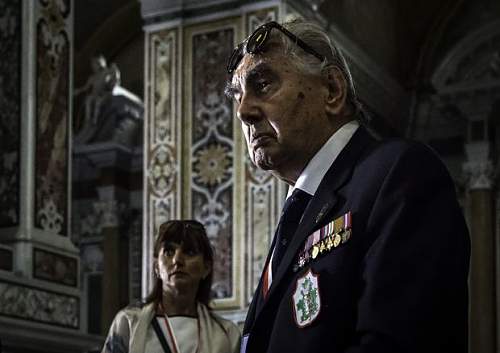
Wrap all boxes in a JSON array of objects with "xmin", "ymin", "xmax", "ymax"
[{"xmin": 237, "ymin": 93, "xmax": 261, "ymax": 125}]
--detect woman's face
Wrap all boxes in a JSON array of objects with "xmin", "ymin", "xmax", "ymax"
[{"xmin": 157, "ymin": 241, "xmax": 210, "ymax": 297}]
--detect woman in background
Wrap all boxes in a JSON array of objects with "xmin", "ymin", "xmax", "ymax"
[{"xmin": 102, "ymin": 220, "xmax": 240, "ymax": 353}]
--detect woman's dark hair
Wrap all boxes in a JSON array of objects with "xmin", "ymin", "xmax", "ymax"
[{"xmin": 144, "ymin": 220, "xmax": 214, "ymax": 309}]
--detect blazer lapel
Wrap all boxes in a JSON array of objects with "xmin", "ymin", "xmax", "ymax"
[{"xmin": 262, "ymin": 126, "xmax": 374, "ymax": 307}]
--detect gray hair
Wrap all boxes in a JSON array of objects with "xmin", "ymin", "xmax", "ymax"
[{"xmin": 257, "ymin": 19, "xmax": 359, "ymax": 112}]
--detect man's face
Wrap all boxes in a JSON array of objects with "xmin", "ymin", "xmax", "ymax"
[{"xmin": 229, "ymin": 49, "xmax": 333, "ymax": 182}]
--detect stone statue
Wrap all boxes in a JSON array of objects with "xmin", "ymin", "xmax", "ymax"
[
  {"xmin": 74, "ymin": 55, "xmax": 119, "ymax": 126},
  {"xmin": 74, "ymin": 55, "xmax": 143, "ymax": 146}
]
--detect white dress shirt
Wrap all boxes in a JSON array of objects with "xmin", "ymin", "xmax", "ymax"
[{"xmin": 288, "ymin": 120, "xmax": 360, "ymax": 198}]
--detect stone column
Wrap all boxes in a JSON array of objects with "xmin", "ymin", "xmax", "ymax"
[
  {"xmin": 0, "ymin": 1, "xmax": 101, "ymax": 351},
  {"xmin": 463, "ymin": 141, "xmax": 496, "ymax": 353},
  {"xmin": 97, "ymin": 196, "xmax": 125, "ymax": 334}
]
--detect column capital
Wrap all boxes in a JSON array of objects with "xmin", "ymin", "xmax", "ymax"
[
  {"xmin": 463, "ymin": 141, "xmax": 495, "ymax": 190},
  {"xmin": 94, "ymin": 186, "xmax": 127, "ymax": 229}
]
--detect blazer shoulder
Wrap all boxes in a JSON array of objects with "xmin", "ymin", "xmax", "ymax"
[
  {"xmin": 354, "ymin": 138, "xmax": 452, "ymax": 186},
  {"xmin": 368, "ymin": 137, "xmax": 445, "ymax": 167}
]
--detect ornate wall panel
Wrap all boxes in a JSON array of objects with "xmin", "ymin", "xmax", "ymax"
[
  {"xmin": 189, "ymin": 26, "xmax": 236, "ymax": 300},
  {"xmin": 0, "ymin": 0, "xmax": 21, "ymax": 227},
  {"xmin": 143, "ymin": 28, "xmax": 181, "ymax": 295},
  {"xmin": 35, "ymin": 0, "xmax": 70, "ymax": 235},
  {"xmin": 0, "ymin": 281, "xmax": 79, "ymax": 328},
  {"xmin": 244, "ymin": 7, "xmax": 283, "ymax": 303}
]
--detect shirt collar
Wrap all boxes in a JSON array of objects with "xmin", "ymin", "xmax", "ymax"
[{"xmin": 287, "ymin": 120, "xmax": 360, "ymax": 198}]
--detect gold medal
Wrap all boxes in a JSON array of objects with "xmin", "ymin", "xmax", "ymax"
[
  {"xmin": 319, "ymin": 241, "xmax": 326, "ymax": 254},
  {"xmin": 326, "ymin": 236, "xmax": 334, "ymax": 250},
  {"xmin": 333, "ymin": 233, "xmax": 341, "ymax": 247},
  {"xmin": 312, "ymin": 245, "xmax": 319, "ymax": 259}
]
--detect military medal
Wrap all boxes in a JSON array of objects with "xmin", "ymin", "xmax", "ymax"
[
  {"xmin": 319, "ymin": 241, "xmax": 326, "ymax": 254},
  {"xmin": 294, "ymin": 211, "xmax": 353, "ymax": 271},
  {"xmin": 311, "ymin": 245, "xmax": 320, "ymax": 259},
  {"xmin": 333, "ymin": 233, "xmax": 341, "ymax": 247},
  {"xmin": 342, "ymin": 228, "xmax": 351, "ymax": 243},
  {"xmin": 326, "ymin": 236, "xmax": 334, "ymax": 250}
]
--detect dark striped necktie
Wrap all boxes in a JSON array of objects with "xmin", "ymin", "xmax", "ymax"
[{"xmin": 271, "ymin": 189, "xmax": 311, "ymax": 276}]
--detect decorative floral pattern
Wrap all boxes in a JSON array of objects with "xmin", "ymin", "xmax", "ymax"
[
  {"xmin": 35, "ymin": 0, "xmax": 70, "ymax": 235},
  {"xmin": 144, "ymin": 30, "xmax": 180, "ymax": 293},
  {"xmin": 150, "ymin": 31, "xmax": 179, "ymax": 228},
  {"xmin": 0, "ymin": 0, "xmax": 21, "ymax": 226},
  {"xmin": 148, "ymin": 145, "xmax": 176, "ymax": 197},
  {"xmin": 191, "ymin": 28, "xmax": 234, "ymax": 298},
  {"xmin": 194, "ymin": 143, "xmax": 231, "ymax": 187},
  {"xmin": 37, "ymin": 197, "xmax": 64, "ymax": 234}
]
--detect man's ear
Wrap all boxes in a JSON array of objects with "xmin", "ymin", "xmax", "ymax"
[{"xmin": 324, "ymin": 65, "xmax": 348, "ymax": 116}]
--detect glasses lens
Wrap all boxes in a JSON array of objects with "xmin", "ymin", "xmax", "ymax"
[
  {"xmin": 247, "ymin": 26, "xmax": 269, "ymax": 54},
  {"xmin": 227, "ymin": 44, "xmax": 244, "ymax": 74}
]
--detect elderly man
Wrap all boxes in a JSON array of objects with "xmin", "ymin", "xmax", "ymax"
[{"xmin": 226, "ymin": 19, "xmax": 470, "ymax": 353}]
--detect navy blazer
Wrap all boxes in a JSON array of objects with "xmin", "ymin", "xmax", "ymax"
[{"xmin": 242, "ymin": 127, "xmax": 470, "ymax": 353}]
